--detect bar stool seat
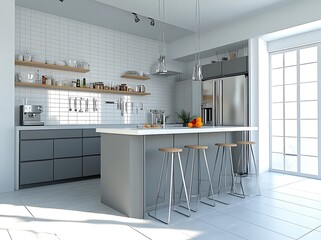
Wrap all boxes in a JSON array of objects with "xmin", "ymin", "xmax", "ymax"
[
  {"xmin": 148, "ymin": 147, "xmax": 191, "ymax": 224},
  {"xmin": 234, "ymin": 141, "xmax": 260, "ymax": 197},
  {"xmin": 184, "ymin": 145, "xmax": 208, "ymax": 150},
  {"xmin": 179, "ymin": 144, "xmax": 215, "ymax": 211},
  {"xmin": 215, "ymin": 143, "xmax": 237, "ymax": 147},
  {"xmin": 159, "ymin": 147, "xmax": 183, "ymax": 152}
]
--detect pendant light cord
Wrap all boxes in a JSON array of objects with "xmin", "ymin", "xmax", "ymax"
[{"xmin": 158, "ymin": 0, "xmax": 165, "ymax": 57}]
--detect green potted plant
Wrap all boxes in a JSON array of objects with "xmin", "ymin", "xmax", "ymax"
[{"xmin": 176, "ymin": 110, "xmax": 195, "ymax": 126}]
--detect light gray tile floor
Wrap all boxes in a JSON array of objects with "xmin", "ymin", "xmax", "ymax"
[{"xmin": 0, "ymin": 172, "xmax": 321, "ymax": 240}]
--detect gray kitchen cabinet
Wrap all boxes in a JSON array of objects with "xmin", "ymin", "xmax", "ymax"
[
  {"xmin": 19, "ymin": 128, "xmax": 101, "ymax": 188},
  {"xmin": 20, "ymin": 129, "xmax": 82, "ymax": 140},
  {"xmin": 54, "ymin": 138, "xmax": 82, "ymax": 158},
  {"xmin": 221, "ymin": 56, "xmax": 248, "ymax": 76},
  {"xmin": 202, "ymin": 61, "xmax": 221, "ymax": 80},
  {"xmin": 54, "ymin": 157, "xmax": 82, "ymax": 180},
  {"xmin": 83, "ymin": 137, "xmax": 100, "ymax": 156},
  {"xmin": 20, "ymin": 160, "xmax": 53, "ymax": 185},
  {"xmin": 20, "ymin": 139, "xmax": 53, "ymax": 162},
  {"xmin": 83, "ymin": 155, "xmax": 101, "ymax": 176},
  {"xmin": 175, "ymin": 79, "xmax": 201, "ymax": 118},
  {"xmin": 83, "ymin": 129, "xmax": 100, "ymax": 137},
  {"xmin": 201, "ymin": 56, "xmax": 248, "ymax": 80}
]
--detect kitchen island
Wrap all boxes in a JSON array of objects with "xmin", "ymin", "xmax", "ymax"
[{"xmin": 96, "ymin": 126, "xmax": 258, "ymax": 219}]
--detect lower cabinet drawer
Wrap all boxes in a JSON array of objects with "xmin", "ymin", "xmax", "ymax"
[
  {"xmin": 54, "ymin": 157, "xmax": 82, "ymax": 180},
  {"xmin": 83, "ymin": 155, "xmax": 101, "ymax": 176},
  {"xmin": 20, "ymin": 160, "xmax": 53, "ymax": 185}
]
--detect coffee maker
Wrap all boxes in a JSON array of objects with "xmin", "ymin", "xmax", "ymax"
[{"xmin": 20, "ymin": 105, "xmax": 44, "ymax": 126}]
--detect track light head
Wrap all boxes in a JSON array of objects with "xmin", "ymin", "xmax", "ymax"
[
  {"xmin": 149, "ymin": 18, "xmax": 155, "ymax": 26},
  {"xmin": 59, "ymin": 0, "xmax": 64, "ymax": 2},
  {"xmin": 132, "ymin": 12, "xmax": 140, "ymax": 23}
]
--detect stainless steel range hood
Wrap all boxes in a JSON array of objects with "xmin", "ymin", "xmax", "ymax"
[{"xmin": 150, "ymin": 59, "xmax": 183, "ymax": 77}]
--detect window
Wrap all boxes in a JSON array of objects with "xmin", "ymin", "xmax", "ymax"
[{"xmin": 270, "ymin": 45, "xmax": 319, "ymax": 176}]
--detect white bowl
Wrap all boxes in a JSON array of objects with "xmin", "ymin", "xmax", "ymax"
[
  {"xmin": 19, "ymin": 72, "xmax": 35, "ymax": 83},
  {"xmin": 66, "ymin": 60, "xmax": 77, "ymax": 67}
]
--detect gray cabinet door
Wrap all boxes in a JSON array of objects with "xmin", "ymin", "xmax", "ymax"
[
  {"xmin": 83, "ymin": 129, "xmax": 100, "ymax": 137},
  {"xmin": 20, "ymin": 140, "xmax": 53, "ymax": 162},
  {"xmin": 83, "ymin": 137, "xmax": 100, "ymax": 156},
  {"xmin": 20, "ymin": 129, "xmax": 82, "ymax": 140},
  {"xmin": 221, "ymin": 56, "xmax": 248, "ymax": 76},
  {"xmin": 54, "ymin": 157, "xmax": 82, "ymax": 180},
  {"xmin": 54, "ymin": 138, "xmax": 82, "ymax": 158},
  {"xmin": 83, "ymin": 155, "xmax": 101, "ymax": 176},
  {"xmin": 202, "ymin": 62, "xmax": 222, "ymax": 80},
  {"xmin": 20, "ymin": 160, "xmax": 53, "ymax": 185}
]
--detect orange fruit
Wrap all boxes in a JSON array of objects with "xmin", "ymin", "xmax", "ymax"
[
  {"xmin": 195, "ymin": 122, "xmax": 203, "ymax": 128},
  {"xmin": 187, "ymin": 122, "xmax": 193, "ymax": 128},
  {"xmin": 196, "ymin": 117, "xmax": 202, "ymax": 123}
]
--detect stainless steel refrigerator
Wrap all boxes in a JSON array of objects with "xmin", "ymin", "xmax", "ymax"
[
  {"xmin": 201, "ymin": 75, "xmax": 248, "ymax": 127},
  {"xmin": 202, "ymin": 75, "xmax": 249, "ymax": 174}
]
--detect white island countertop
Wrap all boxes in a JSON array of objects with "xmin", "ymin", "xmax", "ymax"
[{"xmin": 96, "ymin": 126, "xmax": 258, "ymax": 136}]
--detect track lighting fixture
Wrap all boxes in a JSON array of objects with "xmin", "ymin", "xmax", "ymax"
[
  {"xmin": 132, "ymin": 12, "xmax": 140, "ymax": 23},
  {"xmin": 149, "ymin": 18, "xmax": 155, "ymax": 26}
]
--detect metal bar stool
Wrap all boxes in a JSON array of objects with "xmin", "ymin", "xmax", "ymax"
[
  {"xmin": 234, "ymin": 141, "xmax": 260, "ymax": 197},
  {"xmin": 148, "ymin": 147, "xmax": 191, "ymax": 224},
  {"xmin": 178, "ymin": 145, "xmax": 215, "ymax": 212},
  {"xmin": 209, "ymin": 143, "xmax": 238, "ymax": 203}
]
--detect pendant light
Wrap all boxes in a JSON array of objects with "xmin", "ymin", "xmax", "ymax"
[
  {"xmin": 156, "ymin": 0, "xmax": 167, "ymax": 74},
  {"xmin": 192, "ymin": 0, "xmax": 203, "ymax": 81}
]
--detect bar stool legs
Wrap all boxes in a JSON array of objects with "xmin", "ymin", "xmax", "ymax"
[
  {"xmin": 235, "ymin": 141, "xmax": 260, "ymax": 197},
  {"xmin": 209, "ymin": 143, "xmax": 238, "ymax": 204},
  {"xmin": 179, "ymin": 145, "xmax": 215, "ymax": 212},
  {"xmin": 148, "ymin": 148, "xmax": 191, "ymax": 224}
]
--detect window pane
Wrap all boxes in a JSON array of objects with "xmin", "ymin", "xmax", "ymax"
[
  {"xmin": 284, "ymin": 84, "xmax": 297, "ymax": 102},
  {"xmin": 300, "ymin": 63, "xmax": 317, "ymax": 83},
  {"xmin": 284, "ymin": 51, "xmax": 297, "ymax": 66},
  {"xmin": 272, "ymin": 120, "xmax": 283, "ymax": 136},
  {"xmin": 301, "ymin": 138, "xmax": 318, "ymax": 156},
  {"xmin": 300, "ymin": 82, "xmax": 317, "ymax": 101},
  {"xmin": 300, "ymin": 46, "xmax": 317, "ymax": 64},
  {"xmin": 285, "ymin": 137, "xmax": 297, "ymax": 155},
  {"xmin": 272, "ymin": 136, "xmax": 283, "ymax": 153},
  {"xmin": 272, "ymin": 86, "xmax": 283, "ymax": 102},
  {"xmin": 301, "ymin": 101, "xmax": 317, "ymax": 119},
  {"xmin": 301, "ymin": 120, "xmax": 318, "ymax": 138},
  {"xmin": 272, "ymin": 153, "xmax": 284, "ymax": 170},
  {"xmin": 284, "ymin": 66, "xmax": 297, "ymax": 84},
  {"xmin": 285, "ymin": 102, "xmax": 297, "ymax": 119},
  {"xmin": 285, "ymin": 120, "xmax": 297, "ymax": 137},
  {"xmin": 301, "ymin": 156, "xmax": 318, "ymax": 175},
  {"xmin": 272, "ymin": 103, "xmax": 283, "ymax": 119},
  {"xmin": 271, "ymin": 54, "xmax": 283, "ymax": 68},
  {"xmin": 271, "ymin": 69, "xmax": 283, "ymax": 86},
  {"xmin": 285, "ymin": 155, "xmax": 297, "ymax": 172}
]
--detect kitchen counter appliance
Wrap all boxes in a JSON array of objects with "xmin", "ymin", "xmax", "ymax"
[{"xmin": 20, "ymin": 105, "xmax": 44, "ymax": 126}]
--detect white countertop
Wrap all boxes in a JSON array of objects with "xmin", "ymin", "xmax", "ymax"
[{"xmin": 96, "ymin": 126, "xmax": 258, "ymax": 136}]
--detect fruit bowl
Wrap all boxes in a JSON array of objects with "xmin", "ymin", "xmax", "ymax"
[{"xmin": 188, "ymin": 117, "xmax": 203, "ymax": 128}]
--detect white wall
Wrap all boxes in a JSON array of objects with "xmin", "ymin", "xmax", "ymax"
[
  {"xmin": 15, "ymin": 7, "xmax": 177, "ymax": 125},
  {"xmin": 0, "ymin": 0, "xmax": 15, "ymax": 193},
  {"xmin": 168, "ymin": 0, "xmax": 321, "ymax": 60}
]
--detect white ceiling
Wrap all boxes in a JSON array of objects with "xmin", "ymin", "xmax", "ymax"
[{"xmin": 16, "ymin": 0, "xmax": 294, "ymax": 43}]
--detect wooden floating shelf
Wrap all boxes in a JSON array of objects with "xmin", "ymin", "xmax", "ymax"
[
  {"xmin": 15, "ymin": 82, "xmax": 151, "ymax": 96},
  {"xmin": 15, "ymin": 60, "xmax": 90, "ymax": 73},
  {"xmin": 121, "ymin": 74, "xmax": 150, "ymax": 80}
]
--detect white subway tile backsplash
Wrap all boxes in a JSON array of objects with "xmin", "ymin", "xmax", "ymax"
[{"xmin": 15, "ymin": 6, "xmax": 176, "ymax": 126}]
